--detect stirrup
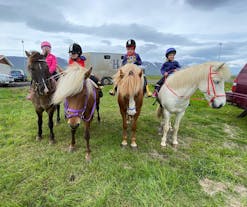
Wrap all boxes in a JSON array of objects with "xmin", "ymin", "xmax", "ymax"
[{"xmin": 109, "ymin": 89, "xmax": 115, "ymax": 96}]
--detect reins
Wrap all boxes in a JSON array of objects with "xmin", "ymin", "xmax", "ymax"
[{"xmin": 164, "ymin": 66, "xmax": 225, "ymax": 104}]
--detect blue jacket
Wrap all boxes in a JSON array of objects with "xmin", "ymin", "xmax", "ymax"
[
  {"xmin": 122, "ymin": 53, "xmax": 142, "ymax": 66},
  {"xmin": 160, "ymin": 60, "xmax": 181, "ymax": 75}
]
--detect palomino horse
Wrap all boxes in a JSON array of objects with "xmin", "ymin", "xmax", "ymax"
[
  {"xmin": 26, "ymin": 51, "xmax": 60, "ymax": 144},
  {"xmin": 113, "ymin": 63, "xmax": 144, "ymax": 148},
  {"xmin": 157, "ymin": 62, "xmax": 231, "ymax": 147},
  {"xmin": 52, "ymin": 63, "xmax": 100, "ymax": 160}
]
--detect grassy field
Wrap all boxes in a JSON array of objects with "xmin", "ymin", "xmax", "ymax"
[{"xmin": 0, "ymin": 84, "xmax": 247, "ymax": 207}]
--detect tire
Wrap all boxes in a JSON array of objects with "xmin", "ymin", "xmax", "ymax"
[{"xmin": 101, "ymin": 77, "xmax": 113, "ymax": 85}]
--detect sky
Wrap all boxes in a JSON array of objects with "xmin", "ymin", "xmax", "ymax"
[{"xmin": 0, "ymin": 0, "xmax": 247, "ymax": 74}]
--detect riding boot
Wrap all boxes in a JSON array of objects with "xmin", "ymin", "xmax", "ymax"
[
  {"xmin": 152, "ymin": 84, "xmax": 160, "ymax": 98},
  {"xmin": 145, "ymin": 84, "xmax": 152, "ymax": 97},
  {"xmin": 109, "ymin": 86, "xmax": 117, "ymax": 96}
]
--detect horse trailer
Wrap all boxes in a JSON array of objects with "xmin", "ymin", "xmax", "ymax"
[{"xmin": 83, "ymin": 52, "xmax": 124, "ymax": 85}]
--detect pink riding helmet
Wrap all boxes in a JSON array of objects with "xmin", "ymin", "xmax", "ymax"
[{"xmin": 41, "ymin": 41, "xmax": 51, "ymax": 48}]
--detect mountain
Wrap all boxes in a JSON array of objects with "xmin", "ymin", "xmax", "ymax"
[
  {"xmin": 7, "ymin": 56, "xmax": 68, "ymax": 74},
  {"xmin": 142, "ymin": 61, "xmax": 162, "ymax": 76},
  {"xmin": 6, "ymin": 56, "xmax": 163, "ymax": 76}
]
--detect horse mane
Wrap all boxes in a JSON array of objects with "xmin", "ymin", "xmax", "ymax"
[
  {"xmin": 166, "ymin": 62, "xmax": 231, "ymax": 89},
  {"xmin": 52, "ymin": 63, "xmax": 93, "ymax": 104},
  {"xmin": 114, "ymin": 63, "xmax": 144, "ymax": 97}
]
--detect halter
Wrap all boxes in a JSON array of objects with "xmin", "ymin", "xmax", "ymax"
[
  {"xmin": 207, "ymin": 65, "xmax": 225, "ymax": 104},
  {"xmin": 64, "ymin": 81, "xmax": 96, "ymax": 122},
  {"xmin": 164, "ymin": 66, "xmax": 225, "ymax": 104}
]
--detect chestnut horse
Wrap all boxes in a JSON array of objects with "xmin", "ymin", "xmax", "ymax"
[
  {"xmin": 52, "ymin": 63, "xmax": 100, "ymax": 160},
  {"xmin": 26, "ymin": 51, "xmax": 60, "ymax": 144},
  {"xmin": 113, "ymin": 63, "xmax": 144, "ymax": 148}
]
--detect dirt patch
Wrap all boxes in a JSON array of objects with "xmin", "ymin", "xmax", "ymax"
[
  {"xmin": 199, "ymin": 178, "xmax": 227, "ymax": 196},
  {"xmin": 149, "ymin": 150, "xmax": 168, "ymax": 160},
  {"xmin": 200, "ymin": 178, "xmax": 247, "ymax": 206},
  {"xmin": 224, "ymin": 124, "xmax": 238, "ymax": 138},
  {"xmin": 234, "ymin": 185, "xmax": 247, "ymax": 197},
  {"xmin": 223, "ymin": 142, "xmax": 239, "ymax": 149}
]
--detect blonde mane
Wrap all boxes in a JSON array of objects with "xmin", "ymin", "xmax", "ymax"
[
  {"xmin": 114, "ymin": 63, "xmax": 144, "ymax": 97},
  {"xmin": 166, "ymin": 62, "xmax": 231, "ymax": 89},
  {"xmin": 53, "ymin": 63, "xmax": 93, "ymax": 104}
]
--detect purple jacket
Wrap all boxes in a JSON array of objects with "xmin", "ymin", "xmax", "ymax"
[{"xmin": 160, "ymin": 60, "xmax": 181, "ymax": 75}]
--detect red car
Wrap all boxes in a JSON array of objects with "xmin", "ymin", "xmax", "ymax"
[{"xmin": 226, "ymin": 64, "xmax": 247, "ymax": 117}]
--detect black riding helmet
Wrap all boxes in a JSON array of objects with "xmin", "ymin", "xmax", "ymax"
[
  {"xmin": 126, "ymin": 39, "xmax": 136, "ymax": 48},
  {"xmin": 69, "ymin": 43, "xmax": 82, "ymax": 56}
]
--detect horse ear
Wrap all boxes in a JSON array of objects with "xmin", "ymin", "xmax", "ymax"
[
  {"xmin": 215, "ymin": 63, "xmax": 225, "ymax": 71},
  {"xmin": 85, "ymin": 67, "xmax": 92, "ymax": 79},
  {"xmin": 25, "ymin": 50, "xmax": 31, "ymax": 57},
  {"xmin": 120, "ymin": 69, "xmax": 124, "ymax": 78}
]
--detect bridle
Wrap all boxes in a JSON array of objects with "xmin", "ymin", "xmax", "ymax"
[
  {"xmin": 64, "ymin": 80, "xmax": 96, "ymax": 122},
  {"xmin": 31, "ymin": 59, "xmax": 51, "ymax": 95},
  {"xmin": 164, "ymin": 66, "xmax": 225, "ymax": 104},
  {"xmin": 206, "ymin": 66, "xmax": 225, "ymax": 104}
]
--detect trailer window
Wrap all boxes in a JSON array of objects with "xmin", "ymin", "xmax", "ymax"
[{"xmin": 104, "ymin": 55, "xmax": 111, "ymax": 59}]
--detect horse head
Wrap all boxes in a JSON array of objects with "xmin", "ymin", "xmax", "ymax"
[
  {"xmin": 26, "ymin": 51, "xmax": 53, "ymax": 96},
  {"xmin": 198, "ymin": 62, "xmax": 231, "ymax": 108}
]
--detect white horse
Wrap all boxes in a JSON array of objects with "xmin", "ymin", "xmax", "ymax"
[{"xmin": 157, "ymin": 62, "xmax": 231, "ymax": 147}]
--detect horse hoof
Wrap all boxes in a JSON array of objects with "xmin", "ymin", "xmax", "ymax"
[
  {"xmin": 36, "ymin": 136, "xmax": 42, "ymax": 141},
  {"xmin": 161, "ymin": 142, "xmax": 167, "ymax": 147},
  {"xmin": 85, "ymin": 154, "xmax": 91, "ymax": 162},
  {"xmin": 120, "ymin": 143, "xmax": 128, "ymax": 148},
  {"xmin": 172, "ymin": 143, "xmax": 178, "ymax": 148},
  {"xmin": 130, "ymin": 145, "xmax": 138, "ymax": 150},
  {"xmin": 49, "ymin": 140, "xmax": 56, "ymax": 145},
  {"xmin": 68, "ymin": 146, "xmax": 76, "ymax": 152}
]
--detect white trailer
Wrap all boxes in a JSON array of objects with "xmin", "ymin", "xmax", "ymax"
[{"xmin": 83, "ymin": 52, "xmax": 124, "ymax": 85}]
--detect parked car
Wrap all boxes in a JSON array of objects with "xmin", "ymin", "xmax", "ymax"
[
  {"xmin": 10, "ymin": 69, "xmax": 27, "ymax": 82},
  {"xmin": 226, "ymin": 64, "xmax": 247, "ymax": 117},
  {"xmin": 0, "ymin": 73, "xmax": 14, "ymax": 86}
]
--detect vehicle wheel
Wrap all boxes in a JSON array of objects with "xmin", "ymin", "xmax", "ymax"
[{"xmin": 101, "ymin": 77, "xmax": 112, "ymax": 85}]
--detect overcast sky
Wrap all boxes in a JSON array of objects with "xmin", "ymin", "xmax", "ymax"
[{"xmin": 0, "ymin": 0, "xmax": 246, "ymax": 73}]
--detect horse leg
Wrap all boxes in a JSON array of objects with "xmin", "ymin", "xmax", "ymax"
[
  {"xmin": 56, "ymin": 104, "xmax": 61, "ymax": 124},
  {"xmin": 36, "ymin": 110, "xmax": 43, "ymax": 141},
  {"xmin": 161, "ymin": 109, "xmax": 171, "ymax": 147},
  {"xmin": 48, "ymin": 108, "xmax": 55, "ymax": 144},
  {"xmin": 69, "ymin": 125, "xmax": 78, "ymax": 152},
  {"xmin": 172, "ymin": 111, "xmax": 185, "ymax": 147},
  {"xmin": 130, "ymin": 113, "xmax": 140, "ymax": 149},
  {"xmin": 84, "ymin": 121, "xmax": 91, "ymax": 161},
  {"xmin": 120, "ymin": 110, "xmax": 128, "ymax": 147},
  {"xmin": 96, "ymin": 103, "xmax": 101, "ymax": 122}
]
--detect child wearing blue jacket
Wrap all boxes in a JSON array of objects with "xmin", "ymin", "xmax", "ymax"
[{"xmin": 152, "ymin": 48, "xmax": 181, "ymax": 97}]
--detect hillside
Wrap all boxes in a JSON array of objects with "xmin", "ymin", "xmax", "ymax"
[{"xmin": 7, "ymin": 56, "xmax": 162, "ymax": 76}]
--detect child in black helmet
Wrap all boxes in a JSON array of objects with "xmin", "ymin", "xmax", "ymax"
[
  {"xmin": 68, "ymin": 43, "xmax": 103, "ymax": 97},
  {"xmin": 152, "ymin": 48, "xmax": 181, "ymax": 97},
  {"xmin": 109, "ymin": 39, "xmax": 152, "ymax": 96}
]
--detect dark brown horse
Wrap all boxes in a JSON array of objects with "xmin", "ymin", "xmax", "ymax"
[
  {"xmin": 113, "ymin": 63, "xmax": 144, "ymax": 148},
  {"xmin": 26, "ymin": 51, "xmax": 60, "ymax": 144},
  {"xmin": 52, "ymin": 63, "xmax": 100, "ymax": 161}
]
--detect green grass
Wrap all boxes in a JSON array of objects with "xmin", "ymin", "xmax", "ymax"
[{"xmin": 0, "ymin": 85, "xmax": 247, "ymax": 207}]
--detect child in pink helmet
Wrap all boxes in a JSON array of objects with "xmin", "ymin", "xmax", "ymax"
[
  {"xmin": 41, "ymin": 41, "xmax": 58, "ymax": 77},
  {"xmin": 27, "ymin": 41, "xmax": 59, "ymax": 100}
]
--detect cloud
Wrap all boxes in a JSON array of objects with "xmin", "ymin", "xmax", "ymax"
[
  {"xmin": 185, "ymin": 0, "xmax": 234, "ymax": 10},
  {"xmin": 0, "ymin": 1, "xmax": 195, "ymax": 46}
]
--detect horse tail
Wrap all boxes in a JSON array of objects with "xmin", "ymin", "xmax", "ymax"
[{"xmin": 156, "ymin": 105, "xmax": 163, "ymax": 119}]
